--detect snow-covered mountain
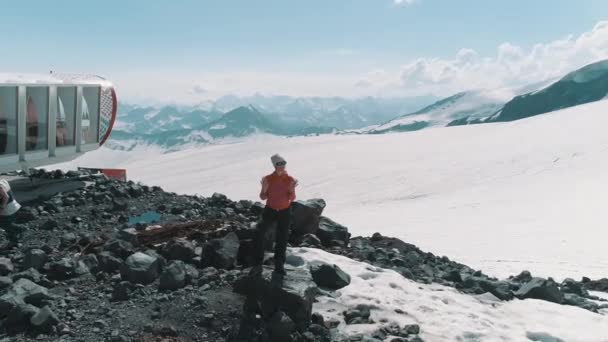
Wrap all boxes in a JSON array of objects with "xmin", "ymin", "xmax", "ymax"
[
  {"xmin": 107, "ymin": 105, "xmax": 280, "ymax": 150},
  {"xmin": 360, "ymin": 90, "xmax": 509, "ymax": 134},
  {"xmin": 116, "ymin": 95, "xmax": 437, "ymax": 135},
  {"xmin": 486, "ymin": 59, "xmax": 608, "ymax": 122}
]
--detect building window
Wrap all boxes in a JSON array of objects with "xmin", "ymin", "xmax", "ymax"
[
  {"xmin": 57, "ymin": 87, "xmax": 76, "ymax": 147},
  {"xmin": 0, "ymin": 87, "xmax": 18, "ymax": 155},
  {"xmin": 25, "ymin": 87, "xmax": 49, "ymax": 152},
  {"xmin": 81, "ymin": 87, "xmax": 100, "ymax": 144}
]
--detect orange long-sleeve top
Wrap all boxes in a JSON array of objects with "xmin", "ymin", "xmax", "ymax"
[{"xmin": 260, "ymin": 172, "xmax": 296, "ymax": 210}]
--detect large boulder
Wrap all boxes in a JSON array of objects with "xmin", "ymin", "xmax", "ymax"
[
  {"xmin": 162, "ymin": 238, "xmax": 196, "ymax": 263},
  {"xmin": 159, "ymin": 261, "xmax": 186, "ymax": 291},
  {"xmin": 584, "ymin": 278, "xmax": 608, "ymax": 292},
  {"xmin": 234, "ymin": 267, "xmax": 318, "ymax": 331},
  {"xmin": 315, "ymin": 217, "xmax": 350, "ymax": 247},
  {"xmin": 120, "ymin": 252, "xmax": 161, "ymax": 285},
  {"xmin": 104, "ymin": 239, "xmax": 134, "ymax": 260},
  {"xmin": 202, "ymin": 232, "xmax": 240, "ymax": 270},
  {"xmin": 561, "ymin": 278, "xmax": 588, "ymax": 297},
  {"xmin": 290, "ymin": 199, "xmax": 326, "ymax": 238},
  {"xmin": 98, "ymin": 252, "xmax": 123, "ymax": 274},
  {"xmin": 515, "ymin": 277, "xmax": 564, "ymax": 303},
  {"xmin": 0, "ymin": 257, "xmax": 14, "ymax": 276},
  {"xmin": 0, "ymin": 278, "xmax": 52, "ymax": 317},
  {"xmin": 22, "ymin": 249, "xmax": 47, "ymax": 271},
  {"xmin": 5, "ymin": 302, "xmax": 39, "ymax": 327},
  {"xmin": 310, "ymin": 263, "xmax": 351, "ymax": 290},
  {"xmin": 48, "ymin": 258, "xmax": 77, "ymax": 279},
  {"xmin": 30, "ymin": 306, "xmax": 60, "ymax": 332}
]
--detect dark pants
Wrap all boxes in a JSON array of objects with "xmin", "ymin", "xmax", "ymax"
[{"xmin": 254, "ymin": 206, "xmax": 291, "ymax": 270}]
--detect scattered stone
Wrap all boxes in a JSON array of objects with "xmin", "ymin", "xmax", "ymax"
[
  {"xmin": 163, "ymin": 238, "xmax": 196, "ymax": 263},
  {"xmin": 290, "ymin": 199, "xmax": 326, "ymax": 237},
  {"xmin": 49, "ymin": 258, "xmax": 77, "ymax": 279},
  {"xmin": 30, "ymin": 306, "xmax": 60, "ymax": 332},
  {"xmin": 120, "ymin": 252, "xmax": 160, "ymax": 285},
  {"xmin": 310, "ymin": 263, "xmax": 351, "ymax": 290},
  {"xmin": 159, "ymin": 261, "xmax": 186, "ymax": 291},
  {"xmin": 98, "ymin": 252, "xmax": 123, "ymax": 274},
  {"xmin": 203, "ymin": 232, "xmax": 240, "ymax": 270},
  {"xmin": 0, "ymin": 258, "xmax": 14, "ymax": 276},
  {"xmin": 343, "ymin": 305, "xmax": 371, "ymax": 324},
  {"xmin": 22, "ymin": 249, "xmax": 47, "ymax": 271},
  {"xmin": 515, "ymin": 277, "xmax": 564, "ymax": 303},
  {"xmin": 315, "ymin": 217, "xmax": 350, "ymax": 247}
]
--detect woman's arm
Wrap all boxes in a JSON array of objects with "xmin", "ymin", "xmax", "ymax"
[{"xmin": 259, "ymin": 176, "xmax": 269, "ymax": 200}]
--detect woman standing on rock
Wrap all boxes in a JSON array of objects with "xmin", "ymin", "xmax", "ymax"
[{"xmin": 251, "ymin": 154, "xmax": 298, "ymax": 281}]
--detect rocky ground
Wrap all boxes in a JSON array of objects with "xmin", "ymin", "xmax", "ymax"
[{"xmin": 0, "ymin": 169, "xmax": 607, "ymax": 342}]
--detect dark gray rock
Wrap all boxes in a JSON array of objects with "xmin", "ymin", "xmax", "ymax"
[
  {"xmin": 515, "ymin": 277, "xmax": 564, "ymax": 303},
  {"xmin": 98, "ymin": 252, "xmax": 123, "ymax": 274},
  {"xmin": 183, "ymin": 264, "xmax": 199, "ymax": 285},
  {"xmin": 104, "ymin": 240, "xmax": 134, "ymax": 260},
  {"xmin": 49, "ymin": 258, "xmax": 77, "ymax": 279},
  {"xmin": 343, "ymin": 305, "xmax": 371, "ymax": 324},
  {"xmin": 0, "ymin": 278, "xmax": 51, "ymax": 316},
  {"xmin": 300, "ymin": 234, "xmax": 322, "ymax": 248},
  {"xmin": 22, "ymin": 249, "xmax": 47, "ymax": 271},
  {"xmin": 513, "ymin": 270, "xmax": 532, "ymax": 283},
  {"xmin": 118, "ymin": 228, "xmax": 138, "ymax": 243},
  {"xmin": 316, "ymin": 216, "xmax": 350, "ymax": 247},
  {"xmin": 203, "ymin": 232, "xmax": 240, "ymax": 270},
  {"xmin": 585, "ymin": 278, "xmax": 608, "ymax": 292},
  {"xmin": 267, "ymin": 311, "xmax": 296, "ymax": 342},
  {"xmin": 0, "ymin": 258, "xmax": 14, "ymax": 276},
  {"xmin": 159, "ymin": 261, "xmax": 186, "ymax": 291},
  {"xmin": 30, "ymin": 306, "xmax": 60, "ymax": 331},
  {"xmin": 60, "ymin": 232, "xmax": 77, "ymax": 247},
  {"xmin": 120, "ymin": 252, "xmax": 161, "ymax": 285},
  {"xmin": 5, "ymin": 302, "xmax": 39, "ymax": 327},
  {"xmin": 563, "ymin": 293, "xmax": 600, "ymax": 312},
  {"xmin": 0, "ymin": 276, "xmax": 12, "ymax": 290},
  {"xmin": 234, "ymin": 267, "xmax": 317, "ymax": 331},
  {"xmin": 479, "ymin": 280, "xmax": 514, "ymax": 301},
  {"xmin": 560, "ymin": 278, "xmax": 588, "ymax": 297},
  {"xmin": 163, "ymin": 238, "xmax": 196, "ymax": 263},
  {"xmin": 79, "ymin": 254, "xmax": 99, "ymax": 274},
  {"xmin": 40, "ymin": 219, "xmax": 59, "ymax": 230},
  {"xmin": 111, "ymin": 281, "xmax": 132, "ymax": 302},
  {"xmin": 11, "ymin": 268, "xmax": 44, "ymax": 285},
  {"xmin": 310, "ymin": 263, "xmax": 351, "ymax": 290},
  {"xmin": 290, "ymin": 199, "xmax": 326, "ymax": 237}
]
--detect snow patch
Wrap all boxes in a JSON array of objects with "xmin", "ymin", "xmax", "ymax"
[{"xmin": 293, "ymin": 247, "xmax": 608, "ymax": 341}]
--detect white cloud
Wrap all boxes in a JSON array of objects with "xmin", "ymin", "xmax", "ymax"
[{"xmin": 389, "ymin": 20, "xmax": 608, "ymax": 96}]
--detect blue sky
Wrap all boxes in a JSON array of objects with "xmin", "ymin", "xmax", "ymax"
[{"xmin": 2, "ymin": 1, "xmax": 608, "ymax": 103}]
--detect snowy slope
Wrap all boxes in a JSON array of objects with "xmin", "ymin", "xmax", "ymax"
[
  {"xmin": 294, "ymin": 247, "xmax": 608, "ymax": 341},
  {"xmin": 52, "ymin": 100, "xmax": 608, "ymax": 281}
]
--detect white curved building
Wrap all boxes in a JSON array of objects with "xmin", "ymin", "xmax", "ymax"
[{"xmin": 0, "ymin": 73, "xmax": 117, "ymax": 172}]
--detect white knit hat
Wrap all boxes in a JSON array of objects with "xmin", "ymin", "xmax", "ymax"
[{"xmin": 271, "ymin": 154, "xmax": 286, "ymax": 166}]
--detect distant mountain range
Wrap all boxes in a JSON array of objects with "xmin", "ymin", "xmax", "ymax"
[{"xmin": 107, "ymin": 59, "xmax": 608, "ymax": 150}]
